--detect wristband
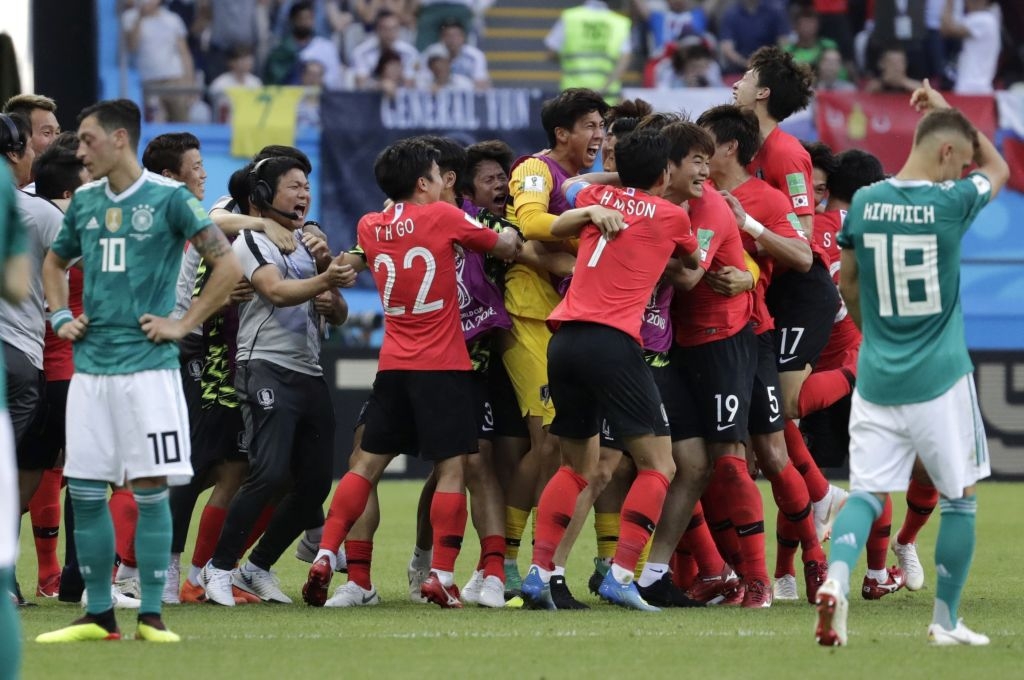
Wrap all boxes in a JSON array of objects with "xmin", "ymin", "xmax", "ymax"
[
  {"xmin": 49, "ymin": 308, "xmax": 74, "ymax": 333},
  {"xmin": 742, "ymin": 214, "xmax": 765, "ymax": 238}
]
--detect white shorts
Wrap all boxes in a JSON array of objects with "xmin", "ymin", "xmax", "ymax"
[
  {"xmin": 849, "ymin": 373, "xmax": 990, "ymax": 499},
  {"xmin": 64, "ymin": 369, "xmax": 193, "ymax": 486},
  {"xmin": 0, "ymin": 413, "xmax": 17, "ymax": 568}
]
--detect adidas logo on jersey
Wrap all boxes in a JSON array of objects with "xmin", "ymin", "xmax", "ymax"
[
  {"xmin": 86, "ymin": 217, "xmax": 99, "ymax": 230},
  {"xmin": 834, "ymin": 532, "xmax": 858, "ymax": 548}
]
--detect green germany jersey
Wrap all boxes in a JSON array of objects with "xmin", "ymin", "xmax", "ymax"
[
  {"xmin": 838, "ymin": 172, "xmax": 992, "ymax": 405},
  {"xmin": 0, "ymin": 163, "xmax": 28, "ymax": 408},
  {"xmin": 50, "ymin": 170, "xmax": 212, "ymax": 375}
]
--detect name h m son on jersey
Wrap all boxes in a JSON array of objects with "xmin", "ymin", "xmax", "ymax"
[{"xmin": 597, "ymin": 188, "xmax": 658, "ymax": 219}]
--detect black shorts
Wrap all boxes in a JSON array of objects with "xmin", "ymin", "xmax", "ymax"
[
  {"xmin": 472, "ymin": 370, "xmax": 495, "ymax": 442},
  {"xmin": 5, "ymin": 342, "xmax": 45, "ymax": 461},
  {"xmin": 361, "ymin": 370, "xmax": 479, "ymax": 461},
  {"xmin": 19, "ymin": 379, "xmax": 68, "ymax": 471},
  {"xmin": 488, "ymin": 355, "xmax": 528, "ymax": 439},
  {"xmin": 799, "ymin": 394, "xmax": 852, "ymax": 469},
  {"xmin": 547, "ymin": 322, "xmax": 669, "ymax": 441},
  {"xmin": 190, "ymin": 402, "xmax": 249, "ymax": 478},
  {"xmin": 602, "ymin": 352, "xmax": 696, "ymax": 448},
  {"xmin": 179, "ymin": 333, "xmax": 205, "ymax": 432},
  {"xmin": 748, "ymin": 331, "xmax": 785, "ymax": 435},
  {"xmin": 767, "ymin": 260, "xmax": 840, "ymax": 372},
  {"xmin": 672, "ymin": 325, "xmax": 757, "ymax": 443}
]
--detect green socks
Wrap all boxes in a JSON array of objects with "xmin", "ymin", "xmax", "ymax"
[
  {"xmin": 0, "ymin": 567, "xmax": 21, "ymax": 678},
  {"xmin": 133, "ymin": 487, "xmax": 172, "ymax": 616},
  {"xmin": 933, "ymin": 495, "xmax": 977, "ymax": 630},
  {"xmin": 68, "ymin": 478, "xmax": 116, "ymax": 614},
  {"xmin": 825, "ymin": 491, "xmax": 883, "ymax": 596}
]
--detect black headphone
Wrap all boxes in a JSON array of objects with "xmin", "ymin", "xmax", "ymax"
[
  {"xmin": 0, "ymin": 114, "xmax": 25, "ymax": 155},
  {"xmin": 248, "ymin": 156, "xmax": 301, "ymax": 221}
]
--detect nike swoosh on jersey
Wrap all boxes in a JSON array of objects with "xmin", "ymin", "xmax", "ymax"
[
  {"xmin": 716, "ymin": 423, "xmax": 736, "ymax": 432},
  {"xmin": 778, "ymin": 355, "xmax": 800, "ymax": 364}
]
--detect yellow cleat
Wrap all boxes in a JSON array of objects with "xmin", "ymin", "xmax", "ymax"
[
  {"xmin": 135, "ymin": 622, "xmax": 181, "ymax": 643},
  {"xmin": 36, "ymin": 622, "xmax": 121, "ymax": 643},
  {"xmin": 504, "ymin": 595, "xmax": 524, "ymax": 609}
]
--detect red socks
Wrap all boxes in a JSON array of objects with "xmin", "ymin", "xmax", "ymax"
[
  {"xmin": 767, "ymin": 462, "xmax": 825, "ymax": 564},
  {"xmin": 784, "ymin": 420, "xmax": 829, "ymax": 502},
  {"xmin": 866, "ymin": 495, "xmax": 893, "ymax": 570},
  {"xmin": 681, "ymin": 503, "xmax": 725, "ymax": 577},
  {"xmin": 897, "ymin": 478, "xmax": 939, "ymax": 545},
  {"xmin": 797, "ymin": 368, "xmax": 853, "ymax": 417},
  {"xmin": 321, "ymin": 473, "xmax": 374, "ymax": 553},
  {"xmin": 29, "ymin": 468, "xmax": 63, "ymax": 580},
  {"xmin": 701, "ymin": 493, "xmax": 741, "ymax": 570},
  {"xmin": 109, "ymin": 488, "xmax": 138, "ymax": 568},
  {"xmin": 346, "ymin": 540, "xmax": 374, "ymax": 590},
  {"xmin": 479, "ymin": 534, "xmax": 505, "ymax": 581},
  {"xmin": 708, "ymin": 456, "xmax": 767, "ymax": 581},
  {"xmin": 532, "ymin": 466, "xmax": 588, "ymax": 571},
  {"xmin": 242, "ymin": 504, "xmax": 276, "ymax": 554},
  {"xmin": 775, "ymin": 509, "xmax": 800, "ymax": 578},
  {"xmin": 429, "ymin": 492, "xmax": 468, "ymax": 573},
  {"xmin": 613, "ymin": 470, "xmax": 669, "ymax": 573},
  {"xmin": 191, "ymin": 506, "xmax": 228, "ymax": 568}
]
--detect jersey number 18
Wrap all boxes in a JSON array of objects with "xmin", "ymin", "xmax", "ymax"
[{"xmin": 863, "ymin": 233, "xmax": 942, "ymax": 317}]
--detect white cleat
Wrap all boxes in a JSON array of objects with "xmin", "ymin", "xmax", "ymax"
[
  {"xmin": 232, "ymin": 564, "xmax": 292, "ymax": 604},
  {"xmin": 199, "ymin": 562, "xmax": 236, "ymax": 607},
  {"xmin": 814, "ymin": 485, "xmax": 848, "ymax": 543},
  {"xmin": 814, "ymin": 578, "xmax": 849, "ymax": 647},
  {"xmin": 408, "ymin": 563, "xmax": 429, "ymax": 603},
  {"xmin": 324, "ymin": 581, "xmax": 381, "ymax": 608},
  {"xmin": 772, "ymin": 574, "xmax": 799, "ymax": 601},
  {"xmin": 476, "ymin": 575, "xmax": 506, "ymax": 608},
  {"xmin": 81, "ymin": 584, "xmax": 141, "ymax": 610},
  {"xmin": 928, "ymin": 619, "xmax": 990, "ymax": 646},
  {"xmin": 461, "ymin": 570, "xmax": 485, "ymax": 605},
  {"xmin": 892, "ymin": 539, "xmax": 925, "ymax": 591},
  {"xmin": 162, "ymin": 558, "xmax": 181, "ymax": 605}
]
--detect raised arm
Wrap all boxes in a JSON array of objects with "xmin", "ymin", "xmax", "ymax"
[{"xmin": 838, "ymin": 247, "xmax": 861, "ymax": 330}]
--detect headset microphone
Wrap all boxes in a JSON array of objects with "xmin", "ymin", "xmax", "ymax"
[{"xmin": 267, "ymin": 205, "xmax": 299, "ymax": 221}]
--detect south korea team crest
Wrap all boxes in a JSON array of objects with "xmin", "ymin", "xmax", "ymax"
[
  {"xmin": 105, "ymin": 207, "xmax": 123, "ymax": 232},
  {"xmin": 131, "ymin": 204, "xmax": 155, "ymax": 231},
  {"xmin": 257, "ymin": 388, "xmax": 275, "ymax": 408}
]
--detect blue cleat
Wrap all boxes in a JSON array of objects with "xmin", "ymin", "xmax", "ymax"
[
  {"xmin": 597, "ymin": 570, "xmax": 661, "ymax": 612},
  {"xmin": 520, "ymin": 566, "xmax": 557, "ymax": 610}
]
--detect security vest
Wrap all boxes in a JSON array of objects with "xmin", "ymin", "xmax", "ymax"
[{"xmin": 558, "ymin": 6, "xmax": 631, "ymax": 98}]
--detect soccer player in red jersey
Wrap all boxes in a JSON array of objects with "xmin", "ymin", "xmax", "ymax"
[
  {"xmin": 519, "ymin": 128, "xmax": 699, "ymax": 611},
  {"xmin": 698, "ymin": 104, "xmax": 829, "ymax": 604},
  {"xmin": 302, "ymin": 138, "xmax": 520, "ymax": 609}
]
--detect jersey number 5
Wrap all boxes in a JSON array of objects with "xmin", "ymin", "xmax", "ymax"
[
  {"xmin": 373, "ymin": 247, "xmax": 443, "ymax": 316},
  {"xmin": 863, "ymin": 233, "xmax": 941, "ymax": 317}
]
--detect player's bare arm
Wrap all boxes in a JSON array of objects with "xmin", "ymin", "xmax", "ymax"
[
  {"xmin": 2, "ymin": 252, "xmax": 30, "ymax": 304},
  {"xmin": 720, "ymin": 189, "xmax": 812, "ymax": 272},
  {"xmin": 518, "ymin": 240, "xmax": 576, "ymax": 277},
  {"xmin": 210, "ymin": 207, "xmax": 297, "ymax": 253},
  {"xmin": 42, "ymin": 249, "xmax": 89, "ymax": 341},
  {"xmin": 838, "ymin": 247, "xmax": 861, "ymax": 330},
  {"xmin": 667, "ymin": 259, "xmax": 706, "ymax": 291},
  {"xmin": 300, "ymin": 230, "xmax": 332, "ymax": 272},
  {"xmin": 550, "ymin": 205, "xmax": 626, "ymax": 240},
  {"xmin": 313, "ymin": 288, "xmax": 348, "ymax": 325},
  {"xmin": 250, "ymin": 251, "xmax": 356, "ymax": 308},
  {"xmin": 490, "ymin": 227, "xmax": 523, "ymax": 262}
]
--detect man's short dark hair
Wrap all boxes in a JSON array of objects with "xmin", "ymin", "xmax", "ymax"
[
  {"xmin": 289, "ymin": 1, "xmax": 314, "ymax": 21},
  {"xmin": 0, "ymin": 113, "xmax": 30, "ymax": 158},
  {"xmin": 914, "ymin": 108, "xmax": 979, "ymax": 155},
  {"xmin": 3, "ymin": 94, "xmax": 57, "ymax": 119},
  {"xmin": 749, "ymin": 46, "xmax": 815, "ymax": 122},
  {"xmin": 32, "ymin": 146, "xmax": 86, "ymax": 200},
  {"xmin": 229, "ymin": 165, "xmax": 253, "ymax": 214},
  {"xmin": 142, "ymin": 132, "xmax": 201, "ymax": 176},
  {"xmin": 52, "ymin": 131, "xmax": 79, "ymax": 151},
  {"xmin": 659, "ymin": 121, "xmax": 714, "ymax": 165},
  {"xmin": 540, "ymin": 88, "xmax": 609, "ymax": 148},
  {"xmin": 635, "ymin": 111, "xmax": 685, "ymax": 133},
  {"xmin": 463, "ymin": 139, "xmax": 514, "ymax": 195},
  {"xmin": 250, "ymin": 156, "xmax": 306, "ymax": 210},
  {"xmin": 77, "ymin": 99, "xmax": 141, "ymax": 152},
  {"xmin": 827, "ymin": 149, "xmax": 885, "ymax": 203},
  {"xmin": 696, "ymin": 104, "xmax": 761, "ymax": 167},
  {"xmin": 255, "ymin": 145, "xmax": 312, "ymax": 175},
  {"xmin": 417, "ymin": 135, "xmax": 467, "ymax": 194},
  {"xmin": 802, "ymin": 140, "xmax": 838, "ymax": 176},
  {"xmin": 605, "ymin": 98, "xmax": 654, "ymax": 137},
  {"xmin": 374, "ymin": 138, "xmax": 440, "ymax": 201},
  {"xmin": 615, "ymin": 129, "xmax": 669, "ymax": 191}
]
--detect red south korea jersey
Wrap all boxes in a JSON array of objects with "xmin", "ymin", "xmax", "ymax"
[
  {"xmin": 43, "ymin": 265, "xmax": 84, "ymax": 382},
  {"xmin": 549, "ymin": 185, "xmax": 697, "ymax": 344},
  {"xmin": 731, "ymin": 177, "xmax": 808, "ymax": 334},
  {"xmin": 812, "ymin": 208, "xmax": 861, "ymax": 371},
  {"xmin": 672, "ymin": 183, "xmax": 753, "ymax": 347},
  {"xmin": 747, "ymin": 126, "xmax": 815, "ymax": 219},
  {"xmin": 813, "ymin": 209, "xmax": 845, "ymax": 277},
  {"xmin": 357, "ymin": 201, "xmax": 499, "ymax": 371}
]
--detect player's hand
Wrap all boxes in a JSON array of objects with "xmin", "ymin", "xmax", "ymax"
[
  {"xmin": 588, "ymin": 206, "xmax": 626, "ymax": 240},
  {"xmin": 56, "ymin": 313, "xmax": 89, "ymax": 342},
  {"xmin": 910, "ymin": 78, "xmax": 951, "ymax": 113},
  {"xmin": 499, "ymin": 227, "xmax": 524, "ymax": 263},
  {"xmin": 324, "ymin": 255, "xmax": 357, "ymax": 288},
  {"xmin": 139, "ymin": 314, "xmax": 186, "ymax": 343},
  {"xmin": 382, "ymin": 198, "xmax": 395, "ymax": 211},
  {"xmin": 719, "ymin": 190, "xmax": 747, "ymax": 229},
  {"xmin": 705, "ymin": 266, "xmax": 754, "ymax": 296},
  {"xmin": 263, "ymin": 219, "xmax": 297, "ymax": 254},
  {"xmin": 313, "ymin": 290, "xmax": 337, "ymax": 316},
  {"xmin": 301, "ymin": 231, "xmax": 332, "ymax": 271},
  {"xmin": 229, "ymin": 277, "xmax": 255, "ymax": 304}
]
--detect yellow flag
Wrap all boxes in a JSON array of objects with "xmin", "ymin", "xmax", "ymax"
[{"xmin": 227, "ymin": 86, "xmax": 306, "ymax": 158}]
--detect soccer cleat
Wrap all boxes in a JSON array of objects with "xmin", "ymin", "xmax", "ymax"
[
  {"xmin": 324, "ymin": 581, "xmax": 381, "ymax": 608},
  {"xmin": 162, "ymin": 559, "xmax": 180, "ymax": 605},
  {"xmin": 773, "ymin": 574, "xmax": 799, "ymax": 601},
  {"xmin": 588, "ymin": 557, "xmax": 611, "ymax": 595},
  {"xmin": 892, "ymin": 540, "xmax": 925, "ymax": 591},
  {"xmin": 233, "ymin": 565, "xmax": 292, "ymax": 604},
  {"xmin": 597, "ymin": 570, "xmax": 660, "ymax": 612},
  {"xmin": 135, "ymin": 616, "xmax": 180, "ymax": 643},
  {"xmin": 476, "ymin": 575, "xmax": 505, "ymax": 608},
  {"xmin": 232, "ymin": 585, "xmax": 261, "ymax": 604},
  {"xmin": 36, "ymin": 616, "xmax": 121, "ymax": 643},
  {"xmin": 198, "ymin": 563, "xmax": 235, "ymax": 607},
  {"xmin": 12, "ymin": 581, "xmax": 35, "ymax": 607},
  {"xmin": 408, "ymin": 562, "xmax": 429, "ymax": 603},
  {"xmin": 814, "ymin": 485, "xmax": 848, "ymax": 543},
  {"xmin": 179, "ymin": 580, "xmax": 207, "ymax": 604},
  {"xmin": 862, "ymin": 566, "xmax": 905, "ymax": 600},
  {"xmin": 461, "ymin": 570, "xmax": 485, "ymax": 605},
  {"xmin": 928, "ymin": 619, "xmax": 990, "ymax": 646},
  {"xmin": 815, "ymin": 578, "xmax": 849, "ymax": 646},
  {"xmin": 504, "ymin": 595, "xmax": 524, "ymax": 609},
  {"xmin": 687, "ymin": 565, "xmax": 743, "ymax": 605},
  {"xmin": 37, "ymin": 572, "xmax": 61, "ymax": 598},
  {"xmin": 804, "ymin": 560, "xmax": 828, "ymax": 604},
  {"xmin": 741, "ymin": 578, "xmax": 773, "ymax": 608},
  {"xmin": 504, "ymin": 561, "xmax": 523, "ymax": 598},
  {"xmin": 302, "ymin": 556, "xmax": 333, "ymax": 607},
  {"xmin": 81, "ymin": 585, "xmax": 141, "ymax": 610},
  {"xmin": 296, "ymin": 539, "xmax": 348, "ymax": 573},
  {"xmin": 520, "ymin": 566, "xmax": 556, "ymax": 610},
  {"xmin": 637, "ymin": 572, "xmax": 704, "ymax": 608},
  {"xmin": 550, "ymin": 575, "xmax": 589, "ymax": 610},
  {"xmin": 420, "ymin": 572, "xmax": 462, "ymax": 609},
  {"xmin": 114, "ymin": 576, "xmax": 141, "ymax": 600}
]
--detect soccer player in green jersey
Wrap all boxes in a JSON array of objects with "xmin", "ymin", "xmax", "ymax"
[
  {"xmin": 36, "ymin": 99, "xmax": 241, "ymax": 643},
  {"xmin": 814, "ymin": 80, "xmax": 1009, "ymax": 647}
]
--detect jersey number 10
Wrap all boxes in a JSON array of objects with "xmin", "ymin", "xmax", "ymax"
[
  {"xmin": 863, "ymin": 233, "xmax": 942, "ymax": 317},
  {"xmin": 99, "ymin": 237, "xmax": 126, "ymax": 272}
]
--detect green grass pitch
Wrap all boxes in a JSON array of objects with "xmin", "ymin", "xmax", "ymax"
[{"xmin": 14, "ymin": 480, "xmax": 1024, "ymax": 679}]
